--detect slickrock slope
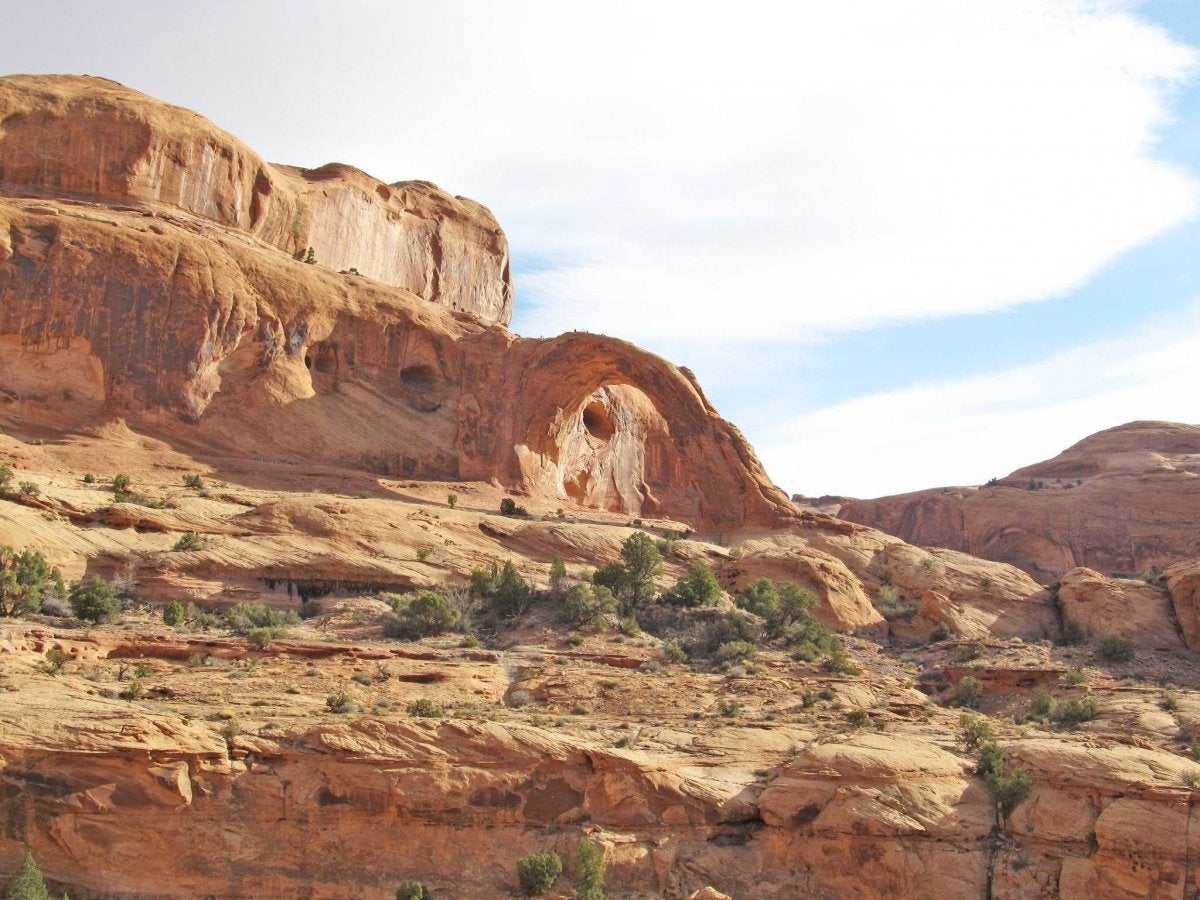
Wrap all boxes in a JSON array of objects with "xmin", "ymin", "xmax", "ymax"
[
  {"xmin": 0, "ymin": 74, "xmax": 793, "ymax": 529},
  {"xmin": 840, "ymin": 421, "xmax": 1200, "ymax": 581}
]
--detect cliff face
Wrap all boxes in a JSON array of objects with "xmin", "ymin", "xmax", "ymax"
[
  {"xmin": 839, "ymin": 421, "xmax": 1200, "ymax": 581},
  {"xmin": 0, "ymin": 74, "xmax": 795, "ymax": 530},
  {"xmin": 0, "ymin": 75, "xmax": 513, "ymax": 325}
]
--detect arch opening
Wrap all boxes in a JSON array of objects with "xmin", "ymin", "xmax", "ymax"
[{"xmin": 582, "ymin": 401, "xmax": 615, "ymax": 441}]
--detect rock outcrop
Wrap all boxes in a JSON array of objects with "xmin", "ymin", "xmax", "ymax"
[
  {"xmin": 0, "ymin": 74, "xmax": 795, "ymax": 530},
  {"xmin": 839, "ymin": 421, "xmax": 1200, "ymax": 581}
]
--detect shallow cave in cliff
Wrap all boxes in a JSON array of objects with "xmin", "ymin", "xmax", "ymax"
[{"xmin": 582, "ymin": 401, "xmax": 615, "ymax": 441}]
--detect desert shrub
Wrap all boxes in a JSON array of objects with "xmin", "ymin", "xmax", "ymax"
[
  {"xmin": 121, "ymin": 678, "xmax": 145, "ymax": 700},
  {"xmin": 715, "ymin": 640, "xmax": 756, "ymax": 665},
  {"xmin": 7, "ymin": 851, "xmax": 50, "ymax": 900},
  {"xmin": 17, "ymin": 481, "xmax": 38, "ymax": 498},
  {"xmin": 873, "ymin": 584, "xmax": 917, "ymax": 620},
  {"xmin": 1058, "ymin": 619, "xmax": 1086, "ymax": 646},
  {"xmin": 304, "ymin": 246, "xmax": 316, "ymax": 264},
  {"xmin": 247, "ymin": 627, "xmax": 279, "ymax": 650},
  {"xmin": 958, "ymin": 712, "xmax": 994, "ymax": 750},
  {"xmin": 575, "ymin": 839, "xmax": 606, "ymax": 900},
  {"xmin": 69, "ymin": 576, "xmax": 121, "ymax": 623},
  {"xmin": 975, "ymin": 740, "xmax": 1032, "ymax": 815},
  {"xmin": 385, "ymin": 590, "xmax": 461, "ymax": 640},
  {"xmin": 326, "ymin": 692, "xmax": 355, "ymax": 714},
  {"xmin": 516, "ymin": 851, "xmax": 562, "ymax": 896},
  {"xmin": 1062, "ymin": 667, "xmax": 1088, "ymax": 686},
  {"xmin": 929, "ymin": 623, "xmax": 951, "ymax": 642},
  {"xmin": 223, "ymin": 602, "xmax": 299, "ymax": 635},
  {"xmin": 42, "ymin": 647, "xmax": 67, "ymax": 675},
  {"xmin": 956, "ymin": 643, "xmax": 986, "ymax": 663},
  {"xmin": 660, "ymin": 560, "xmax": 721, "ymax": 608},
  {"xmin": 549, "ymin": 556, "xmax": 567, "ymax": 595},
  {"xmin": 471, "ymin": 560, "xmax": 533, "ymax": 618},
  {"xmin": 986, "ymin": 763, "xmax": 1032, "ymax": 815},
  {"xmin": 562, "ymin": 583, "xmax": 617, "ymax": 629},
  {"xmin": 1056, "ymin": 695, "xmax": 1098, "ymax": 726},
  {"xmin": 446, "ymin": 493, "xmax": 458, "ymax": 509},
  {"xmin": 1031, "ymin": 688, "xmax": 1056, "ymax": 720},
  {"xmin": 0, "ymin": 464, "xmax": 13, "ymax": 494},
  {"xmin": 351, "ymin": 673, "xmax": 374, "ymax": 686},
  {"xmin": 0, "ymin": 547, "xmax": 63, "ymax": 617},
  {"xmin": 172, "ymin": 531, "xmax": 205, "ymax": 552},
  {"xmin": 298, "ymin": 599, "xmax": 322, "ymax": 619},
  {"xmin": 182, "ymin": 474, "xmax": 204, "ymax": 490},
  {"xmin": 661, "ymin": 639, "xmax": 687, "ymax": 664},
  {"xmin": 406, "ymin": 698, "xmax": 444, "ymax": 718},
  {"xmin": 847, "ymin": 709, "xmax": 870, "ymax": 728},
  {"xmin": 162, "ymin": 600, "xmax": 185, "ymax": 627},
  {"xmin": 951, "ymin": 675, "xmax": 984, "ymax": 709},
  {"xmin": 82, "ymin": 473, "xmax": 95, "ymax": 484},
  {"xmin": 717, "ymin": 698, "xmax": 743, "ymax": 717},
  {"xmin": 616, "ymin": 532, "xmax": 663, "ymax": 610},
  {"xmin": 499, "ymin": 497, "xmax": 528, "ymax": 517},
  {"xmin": 591, "ymin": 562, "xmax": 627, "ymax": 596},
  {"xmin": 822, "ymin": 648, "xmax": 860, "ymax": 676},
  {"xmin": 111, "ymin": 474, "xmax": 131, "ymax": 492},
  {"xmin": 1096, "ymin": 634, "xmax": 1134, "ymax": 663},
  {"xmin": 415, "ymin": 548, "xmax": 432, "ymax": 563},
  {"xmin": 565, "ymin": 632, "xmax": 584, "ymax": 647},
  {"xmin": 396, "ymin": 882, "xmax": 430, "ymax": 900}
]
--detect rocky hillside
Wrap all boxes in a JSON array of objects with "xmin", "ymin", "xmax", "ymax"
[
  {"xmin": 840, "ymin": 421, "xmax": 1200, "ymax": 582},
  {"xmin": 2, "ymin": 76, "xmax": 1200, "ymax": 899}
]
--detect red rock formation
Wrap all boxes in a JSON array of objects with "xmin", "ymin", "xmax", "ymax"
[
  {"xmin": 0, "ymin": 75, "xmax": 795, "ymax": 530},
  {"xmin": 839, "ymin": 421, "xmax": 1200, "ymax": 581}
]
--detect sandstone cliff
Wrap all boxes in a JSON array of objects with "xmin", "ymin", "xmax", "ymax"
[
  {"xmin": 0, "ymin": 74, "xmax": 795, "ymax": 530},
  {"xmin": 839, "ymin": 421, "xmax": 1200, "ymax": 581}
]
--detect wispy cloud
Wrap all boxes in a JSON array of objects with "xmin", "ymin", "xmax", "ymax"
[{"xmin": 756, "ymin": 303, "xmax": 1200, "ymax": 498}]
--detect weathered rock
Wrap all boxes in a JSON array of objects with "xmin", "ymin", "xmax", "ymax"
[
  {"xmin": 1057, "ymin": 567, "xmax": 1184, "ymax": 650},
  {"xmin": 840, "ymin": 421, "xmax": 1200, "ymax": 582},
  {"xmin": 0, "ymin": 75, "xmax": 795, "ymax": 530}
]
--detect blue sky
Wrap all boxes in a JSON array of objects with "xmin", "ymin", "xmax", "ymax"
[{"xmin": 5, "ymin": 1, "xmax": 1200, "ymax": 498}]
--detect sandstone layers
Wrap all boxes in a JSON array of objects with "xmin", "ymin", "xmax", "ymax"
[
  {"xmin": 840, "ymin": 421, "xmax": 1200, "ymax": 581},
  {"xmin": 0, "ymin": 74, "xmax": 793, "ymax": 530}
]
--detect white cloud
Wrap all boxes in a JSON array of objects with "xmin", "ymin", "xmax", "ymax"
[{"xmin": 756, "ymin": 305, "xmax": 1200, "ymax": 498}]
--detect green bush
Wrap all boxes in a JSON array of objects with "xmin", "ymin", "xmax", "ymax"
[
  {"xmin": 385, "ymin": 590, "xmax": 461, "ymax": 640},
  {"xmin": 951, "ymin": 675, "xmax": 984, "ymax": 709},
  {"xmin": 247, "ymin": 627, "xmax": 279, "ymax": 650},
  {"xmin": 42, "ymin": 647, "xmax": 67, "ymax": 675},
  {"xmin": 955, "ymin": 643, "xmax": 986, "ymax": 663},
  {"xmin": 660, "ymin": 561, "xmax": 721, "ymax": 607},
  {"xmin": 162, "ymin": 600, "xmax": 185, "ymax": 627},
  {"xmin": 326, "ymin": 692, "xmax": 354, "ymax": 714},
  {"xmin": 562, "ymin": 583, "xmax": 617, "ymax": 629},
  {"xmin": 223, "ymin": 602, "xmax": 299, "ymax": 635},
  {"xmin": 516, "ymin": 851, "xmax": 562, "ymax": 896},
  {"xmin": 17, "ymin": 481, "xmax": 39, "ymax": 498},
  {"xmin": 6, "ymin": 851, "xmax": 50, "ymax": 900},
  {"xmin": 958, "ymin": 712, "xmax": 994, "ymax": 751},
  {"xmin": 406, "ymin": 698, "xmax": 444, "ymax": 718},
  {"xmin": 396, "ymin": 882, "xmax": 430, "ymax": 900},
  {"xmin": 499, "ymin": 497, "xmax": 528, "ymax": 517},
  {"xmin": 0, "ymin": 546, "xmax": 62, "ymax": 617},
  {"xmin": 69, "ymin": 576, "xmax": 121, "ymax": 623},
  {"xmin": 873, "ymin": 584, "xmax": 917, "ymax": 620},
  {"xmin": 0, "ymin": 464, "xmax": 13, "ymax": 495},
  {"xmin": 575, "ymin": 839, "xmax": 606, "ymax": 900},
  {"xmin": 1056, "ymin": 695, "xmax": 1098, "ymax": 726},
  {"xmin": 446, "ymin": 493, "xmax": 458, "ymax": 509},
  {"xmin": 1096, "ymin": 634, "xmax": 1134, "ymax": 663},
  {"xmin": 847, "ymin": 709, "xmax": 870, "ymax": 728},
  {"xmin": 929, "ymin": 623, "xmax": 951, "ymax": 642},
  {"xmin": 661, "ymin": 639, "xmax": 687, "ymax": 664},
  {"xmin": 976, "ymin": 741, "xmax": 1032, "ymax": 816},
  {"xmin": 471, "ymin": 561, "xmax": 533, "ymax": 618},
  {"xmin": 1058, "ymin": 619, "xmax": 1085, "ymax": 646},
  {"xmin": 1031, "ymin": 688, "xmax": 1056, "ymax": 720},
  {"xmin": 714, "ymin": 640, "xmax": 757, "ymax": 665},
  {"xmin": 549, "ymin": 556, "xmax": 567, "ymax": 595},
  {"xmin": 182, "ymin": 474, "xmax": 204, "ymax": 490},
  {"xmin": 617, "ymin": 532, "xmax": 663, "ymax": 610},
  {"xmin": 111, "ymin": 474, "xmax": 131, "ymax": 492},
  {"xmin": 172, "ymin": 531, "xmax": 205, "ymax": 552}
]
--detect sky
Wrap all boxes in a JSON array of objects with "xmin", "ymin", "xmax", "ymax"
[{"xmin": 4, "ymin": 0, "xmax": 1199, "ymax": 498}]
